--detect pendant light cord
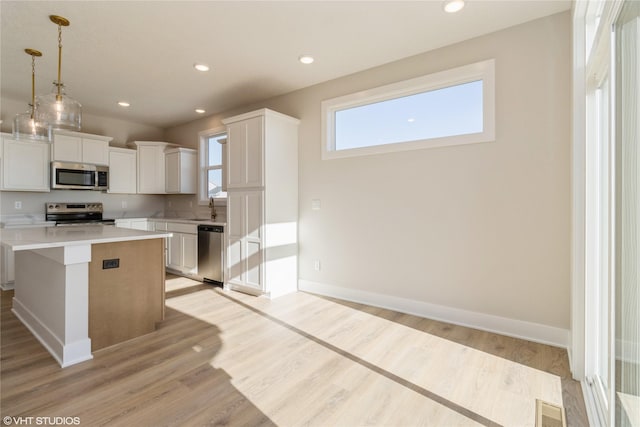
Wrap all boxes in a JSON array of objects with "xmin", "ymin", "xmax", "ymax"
[
  {"xmin": 31, "ymin": 54, "xmax": 36, "ymax": 119},
  {"xmin": 56, "ymin": 23, "xmax": 63, "ymax": 100}
]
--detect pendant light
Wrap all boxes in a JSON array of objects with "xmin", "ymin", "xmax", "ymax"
[
  {"xmin": 36, "ymin": 15, "xmax": 82, "ymax": 131},
  {"xmin": 12, "ymin": 48, "xmax": 51, "ymax": 141}
]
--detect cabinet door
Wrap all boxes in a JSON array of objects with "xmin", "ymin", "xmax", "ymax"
[
  {"xmin": 227, "ymin": 192, "xmax": 245, "ymax": 238},
  {"xmin": 82, "ymin": 138, "xmax": 109, "ymax": 165},
  {"xmin": 182, "ymin": 233, "xmax": 198, "ymax": 273},
  {"xmin": 226, "ymin": 190, "xmax": 263, "ymax": 291},
  {"xmin": 244, "ymin": 116, "xmax": 264, "ymax": 188},
  {"xmin": 108, "ymin": 149, "xmax": 137, "ymax": 194},
  {"xmin": 138, "ymin": 145, "xmax": 165, "ymax": 194},
  {"xmin": 165, "ymin": 151, "xmax": 180, "ymax": 193},
  {"xmin": 167, "ymin": 233, "xmax": 182, "ymax": 270},
  {"xmin": 1, "ymin": 246, "xmax": 15, "ymax": 288},
  {"xmin": 246, "ymin": 191, "xmax": 263, "ymax": 240},
  {"xmin": 1, "ymin": 138, "xmax": 50, "ymax": 191},
  {"xmin": 227, "ymin": 237, "xmax": 243, "ymax": 286},
  {"xmin": 226, "ymin": 116, "xmax": 264, "ymax": 189},
  {"xmin": 53, "ymin": 134, "xmax": 83, "ymax": 162},
  {"xmin": 226, "ymin": 121, "xmax": 247, "ymax": 189}
]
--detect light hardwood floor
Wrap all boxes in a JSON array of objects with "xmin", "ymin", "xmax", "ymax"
[{"xmin": 1, "ymin": 275, "xmax": 588, "ymax": 426}]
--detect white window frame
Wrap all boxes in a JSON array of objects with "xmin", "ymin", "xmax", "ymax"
[
  {"xmin": 198, "ymin": 127, "xmax": 227, "ymax": 206},
  {"xmin": 321, "ymin": 59, "xmax": 495, "ymax": 160}
]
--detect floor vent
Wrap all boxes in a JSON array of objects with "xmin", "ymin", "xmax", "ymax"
[{"xmin": 536, "ymin": 399, "xmax": 567, "ymax": 427}]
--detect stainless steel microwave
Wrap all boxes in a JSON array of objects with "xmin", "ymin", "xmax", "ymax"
[{"xmin": 51, "ymin": 161, "xmax": 109, "ymax": 190}]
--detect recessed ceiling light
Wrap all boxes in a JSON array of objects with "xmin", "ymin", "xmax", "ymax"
[
  {"xmin": 195, "ymin": 109, "xmax": 206, "ymax": 114},
  {"xmin": 443, "ymin": 0, "xmax": 465, "ymax": 13},
  {"xmin": 194, "ymin": 63, "xmax": 210, "ymax": 72},
  {"xmin": 118, "ymin": 101, "xmax": 130, "ymax": 107},
  {"xmin": 298, "ymin": 55, "xmax": 314, "ymax": 65}
]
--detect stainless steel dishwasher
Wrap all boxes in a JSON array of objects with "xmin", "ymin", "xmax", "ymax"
[{"xmin": 197, "ymin": 224, "xmax": 224, "ymax": 286}]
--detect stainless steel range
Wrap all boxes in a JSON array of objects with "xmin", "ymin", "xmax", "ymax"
[{"xmin": 45, "ymin": 202, "xmax": 116, "ymax": 226}]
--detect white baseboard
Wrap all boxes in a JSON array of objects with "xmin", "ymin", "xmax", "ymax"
[
  {"xmin": 298, "ymin": 280, "xmax": 570, "ymax": 349},
  {"xmin": 12, "ymin": 297, "xmax": 92, "ymax": 367},
  {"xmin": 1, "ymin": 281, "xmax": 15, "ymax": 291},
  {"xmin": 616, "ymin": 338, "xmax": 639, "ymax": 365}
]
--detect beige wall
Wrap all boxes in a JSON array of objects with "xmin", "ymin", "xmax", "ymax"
[
  {"xmin": 0, "ymin": 97, "xmax": 164, "ymax": 145},
  {"xmin": 170, "ymin": 12, "xmax": 572, "ymax": 332}
]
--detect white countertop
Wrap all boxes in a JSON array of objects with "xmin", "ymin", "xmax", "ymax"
[
  {"xmin": 0, "ymin": 225, "xmax": 172, "ymax": 251},
  {"xmin": 147, "ymin": 217, "xmax": 226, "ymax": 226}
]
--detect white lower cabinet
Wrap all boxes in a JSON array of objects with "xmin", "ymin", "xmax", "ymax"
[
  {"xmin": 166, "ymin": 222, "xmax": 197, "ymax": 275},
  {"xmin": 115, "ymin": 218, "xmax": 149, "ymax": 230},
  {"xmin": 226, "ymin": 190, "xmax": 264, "ymax": 293},
  {"xmin": 0, "ymin": 245, "xmax": 15, "ymax": 290}
]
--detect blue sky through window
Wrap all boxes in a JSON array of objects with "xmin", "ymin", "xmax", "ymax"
[{"xmin": 335, "ymin": 80, "xmax": 483, "ymax": 151}]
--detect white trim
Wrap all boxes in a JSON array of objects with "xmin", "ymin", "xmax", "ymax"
[
  {"xmin": 299, "ymin": 280, "xmax": 569, "ymax": 348},
  {"xmin": 581, "ymin": 378, "xmax": 605, "ymax": 427},
  {"xmin": 321, "ymin": 59, "xmax": 495, "ymax": 160},
  {"xmin": 0, "ymin": 281, "xmax": 14, "ymax": 291},
  {"xmin": 197, "ymin": 127, "xmax": 227, "ymax": 206},
  {"xmin": 571, "ymin": 0, "xmax": 588, "ymax": 382},
  {"xmin": 12, "ymin": 298, "xmax": 93, "ymax": 368}
]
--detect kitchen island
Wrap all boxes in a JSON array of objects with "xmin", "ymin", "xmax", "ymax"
[{"xmin": 0, "ymin": 225, "xmax": 171, "ymax": 367}]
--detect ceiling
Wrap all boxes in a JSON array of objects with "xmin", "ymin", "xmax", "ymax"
[{"xmin": 1, "ymin": 1, "xmax": 571, "ymax": 129}]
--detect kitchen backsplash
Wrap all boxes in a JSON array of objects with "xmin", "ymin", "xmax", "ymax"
[
  {"xmin": 163, "ymin": 194, "xmax": 227, "ymax": 223},
  {"xmin": 0, "ymin": 190, "xmax": 165, "ymax": 220},
  {"xmin": 0, "ymin": 191, "xmax": 227, "ymax": 223}
]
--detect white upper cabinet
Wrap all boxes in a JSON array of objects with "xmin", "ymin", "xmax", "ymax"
[
  {"xmin": 108, "ymin": 147, "xmax": 137, "ymax": 194},
  {"xmin": 132, "ymin": 141, "xmax": 170, "ymax": 194},
  {"xmin": 0, "ymin": 134, "xmax": 50, "ymax": 192},
  {"xmin": 132, "ymin": 141, "xmax": 196, "ymax": 194},
  {"xmin": 165, "ymin": 147, "xmax": 196, "ymax": 194},
  {"xmin": 52, "ymin": 130, "xmax": 112, "ymax": 165},
  {"xmin": 225, "ymin": 115, "xmax": 264, "ymax": 189}
]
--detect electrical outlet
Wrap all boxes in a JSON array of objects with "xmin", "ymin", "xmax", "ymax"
[
  {"xmin": 121, "ymin": 201, "xmax": 128, "ymax": 209},
  {"xmin": 102, "ymin": 258, "xmax": 120, "ymax": 269},
  {"xmin": 314, "ymin": 260, "xmax": 321, "ymax": 271},
  {"xmin": 311, "ymin": 199, "xmax": 321, "ymax": 210},
  {"xmin": 14, "ymin": 201, "xmax": 22, "ymax": 210}
]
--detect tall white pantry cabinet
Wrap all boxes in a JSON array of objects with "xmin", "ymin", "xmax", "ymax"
[{"xmin": 222, "ymin": 109, "xmax": 299, "ymax": 298}]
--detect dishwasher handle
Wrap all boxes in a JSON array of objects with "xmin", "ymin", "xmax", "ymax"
[{"xmin": 198, "ymin": 224, "xmax": 224, "ymax": 233}]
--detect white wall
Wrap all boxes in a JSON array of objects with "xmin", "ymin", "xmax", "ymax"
[{"xmin": 170, "ymin": 12, "xmax": 572, "ymax": 343}]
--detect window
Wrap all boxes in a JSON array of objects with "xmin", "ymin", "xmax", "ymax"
[
  {"xmin": 321, "ymin": 59, "xmax": 495, "ymax": 159},
  {"xmin": 198, "ymin": 128, "xmax": 227, "ymax": 204}
]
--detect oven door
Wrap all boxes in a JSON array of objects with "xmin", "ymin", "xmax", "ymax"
[{"xmin": 51, "ymin": 161, "xmax": 97, "ymax": 190}]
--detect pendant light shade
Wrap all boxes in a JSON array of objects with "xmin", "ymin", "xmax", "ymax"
[
  {"xmin": 36, "ymin": 15, "xmax": 82, "ymax": 131},
  {"xmin": 13, "ymin": 48, "xmax": 51, "ymax": 141}
]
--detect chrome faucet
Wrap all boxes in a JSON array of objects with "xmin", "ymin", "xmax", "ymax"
[{"xmin": 209, "ymin": 197, "xmax": 217, "ymax": 221}]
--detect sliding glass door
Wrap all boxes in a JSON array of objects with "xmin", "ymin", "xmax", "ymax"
[
  {"xmin": 614, "ymin": 3, "xmax": 640, "ymax": 426},
  {"xmin": 579, "ymin": 1, "xmax": 640, "ymax": 425}
]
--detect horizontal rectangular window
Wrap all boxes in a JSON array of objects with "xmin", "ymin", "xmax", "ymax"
[{"xmin": 322, "ymin": 59, "xmax": 495, "ymax": 159}]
